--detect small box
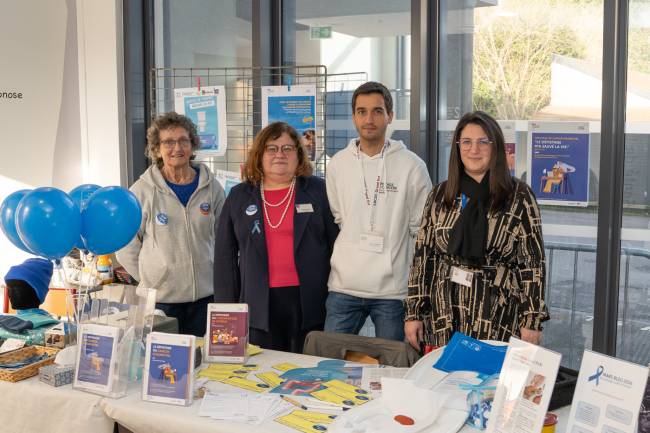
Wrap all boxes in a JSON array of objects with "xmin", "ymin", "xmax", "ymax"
[
  {"xmin": 44, "ymin": 323, "xmax": 74, "ymax": 349},
  {"xmin": 39, "ymin": 364, "xmax": 75, "ymax": 387}
]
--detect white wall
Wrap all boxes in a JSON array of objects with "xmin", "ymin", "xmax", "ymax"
[{"xmin": 0, "ymin": 0, "xmax": 125, "ymax": 307}]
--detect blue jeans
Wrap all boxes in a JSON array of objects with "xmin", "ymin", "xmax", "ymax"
[{"xmin": 324, "ymin": 292, "xmax": 405, "ymax": 341}]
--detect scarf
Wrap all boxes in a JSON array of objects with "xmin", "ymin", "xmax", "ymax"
[{"xmin": 447, "ymin": 171, "xmax": 491, "ymax": 265}]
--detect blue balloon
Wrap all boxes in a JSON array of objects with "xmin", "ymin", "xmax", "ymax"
[
  {"xmin": 81, "ymin": 186, "xmax": 142, "ymax": 255},
  {"xmin": 69, "ymin": 184, "xmax": 101, "ymax": 249},
  {"xmin": 15, "ymin": 187, "xmax": 81, "ymax": 260},
  {"xmin": 0, "ymin": 189, "xmax": 33, "ymax": 253},
  {"xmin": 70, "ymin": 184, "xmax": 101, "ymax": 210}
]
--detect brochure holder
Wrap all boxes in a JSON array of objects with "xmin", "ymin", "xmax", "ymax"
[{"xmin": 72, "ymin": 285, "xmax": 156, "ymax": 398}]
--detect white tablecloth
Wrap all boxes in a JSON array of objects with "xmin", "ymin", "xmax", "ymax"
[{"xmin": 0, "ymin": 349, "xmax": 573, "ymax": 433}]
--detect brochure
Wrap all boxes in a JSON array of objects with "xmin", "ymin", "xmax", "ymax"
[
  {"xmin": 566, "ymin": 351, "xmax": 649, "ymax": 433},
  {"xmin": 486, "ymin": 337, "xmax": 562, "ymax": 433},
  {"xmin": 143, "ymin": 332, "xmax": 195, "ymax": 406},
  {"xmin": 74, "ymin": 323, "xmax": 120, "ymax": 394},
  {"xmin": 205, "ymin": 303, "xmax": 249, "ymax": 363}
]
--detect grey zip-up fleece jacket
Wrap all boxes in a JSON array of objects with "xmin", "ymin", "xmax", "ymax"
[{"xmin": 116, "ymin": 162, "xmax": 225, "ymax": 303}]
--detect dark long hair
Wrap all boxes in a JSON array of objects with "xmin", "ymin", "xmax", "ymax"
[{"xmin": 444, "ymin": 111, "xmax": 513, "ymax": 210}]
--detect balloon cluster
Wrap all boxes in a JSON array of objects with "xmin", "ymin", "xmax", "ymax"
[{"xmin": 0, "ymin": 184, "xmax": 142, "ymax": 260}]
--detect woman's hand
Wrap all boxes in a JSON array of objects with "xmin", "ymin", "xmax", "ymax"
[
  {"xmin": 520, "ymin": 328, "xmax": 542, "ymax": 345},
  {"xmin": 405, "ymin": 320, "xmax": 424, "ymax": 350}
]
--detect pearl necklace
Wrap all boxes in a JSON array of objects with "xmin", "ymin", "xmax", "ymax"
[{"xmin": 260, "ymin": 177, "xmax": 296, "ymax": 229}]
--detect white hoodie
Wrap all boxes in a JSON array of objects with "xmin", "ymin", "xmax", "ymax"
[
  {"xmin": 326, "ymin": 139, "xmax": 432, "ymax": 299},
  {"xmin": 116, "ymin": 163, "xmax": 225, "ymax": 303}
]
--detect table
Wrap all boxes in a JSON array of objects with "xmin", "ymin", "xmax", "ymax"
[{"xmin": 0, "ymin": 349, "xmax": 573, "ymax": 433}]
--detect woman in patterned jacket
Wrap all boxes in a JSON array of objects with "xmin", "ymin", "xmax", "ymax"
[{"xmin": 404, "ymin": 111, "xmax": 549, "ymax": 349}]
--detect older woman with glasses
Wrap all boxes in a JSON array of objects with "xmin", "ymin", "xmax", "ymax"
[
  {"xmin": 214, "ymin": 121, "xmax": 339, "ymax": 353},
  {"xmin": 117, "ymin": 112, "xmax": 225, "ymax": 337},
  {"xmin": 404, "ymin": 111, "xmax": 549, "ymax": 350}
]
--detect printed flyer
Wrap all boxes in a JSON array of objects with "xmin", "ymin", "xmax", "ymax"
[
  {"xmin": 205, "ymin": 303, "xmax": 249, "ymax": 363},
  {"xmin": 215, "ymin": 169, "xmax": 242, "ymax": 197},
  {"xmin": 566, "ymin": 351, "xmax": 649, "ymax": 433},
  {"xmin": 74, "ymin": 323, "xmax": 119, "ymax": 394},
  {"xmin": 143, "ymin": 332, "xmax": 195, "ymax": 406},
  {"xmin": 261, "ymin": 85, "xmax": 317, "ymax": 161},
  {"xmin": 527, "ymin": 121, "xmax": 590, "ymax": 206},
  {"xmin": 173, "ymin": 85, "xmax": 228, "ymax": 156},
  {"xmin": 486, "ymin": 338, "xmax": 562, "ymax": 433}
]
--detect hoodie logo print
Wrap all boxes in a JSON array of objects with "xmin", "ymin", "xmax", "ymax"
[
  {"xmin": 156, "ymin": 212, "xmax": 168, "ymax": 225},
  {"xmin": 199, "ymin": 202, "xmax": 210, "ymax": 215}
]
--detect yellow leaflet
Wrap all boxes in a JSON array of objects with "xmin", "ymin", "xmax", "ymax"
[
  {"xmin": 275, "ymin": 411, "xmax": 333, "ymax": 433},
  {"xmin": 310, "ymin": 388, "xmax": 371, "ymax": 407},
  {"xmin": 321, "ymin": 380, "xmax": 371, "ymax": 398},
  {"xmin": 247, "ymin": 344, "xmax": 263, "ymax": 356},
  {"xmin": 196, "ymin": 370, "xmax": 248, "ymax": 380},
  {"xmin": 291, "ymin": 410, "xmax": 338, "ymax": 423},
  {"xmin": 202, "ymin": 363, "xmax": 258, "ymax": 372},
  {"xmin": 220, "ymin": 376, "xmax": 271, "ymax": 393},
  {"xmin": 272, "ymin": 362, "xmax": 301, "ymax": 372},
  {"xmin": 255, "ymin": 371, "xmax": 285, "ymax": 387}
]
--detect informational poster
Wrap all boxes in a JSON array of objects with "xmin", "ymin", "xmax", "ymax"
[
  {"xmin": 566, "ymin": 351, "xmax": 649, "ymax": 433},
  {"xmin": 143, "ymin": 332, "xmax": 195, "ymax": 406},
  {"xmin": 74, "ymin": 324, "xmax": 119, "ymax": 394},
  {"xmin": 499, "ymin": 120, "xmax": 517, "ymax": 177},
  {"xmin": 215, "ymin": 169, "xmax": 242, "ymax": 197},
  {"xmin": 486, "ymin": 338, "xmax": 562, "ymax": 433},
  {"xmin": 527, "ymin": 121, "xmax": 590, "ymax": 206},
  {"xmin": 261, "ymin": 85, "xmax": 317, "ymax": 161},
  {"xmin": 174, "ymin": 85, "xmax": 228, "ymax": 156}
]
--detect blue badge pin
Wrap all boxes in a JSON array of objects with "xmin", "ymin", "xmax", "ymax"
[
  {"xmin": 199, "ymin": 202, "xmax": 210, "ymax": 215},
  {"xmin": 251, "ymin": 219, "xmax": 261, "ymax": 235},
  {"xmin": 156, "ymin": 212, "xmax": 168, "ymax": 225},
  {"xmin": 246, "ymin": 204, "xmax": 258, "ymax": 216}
]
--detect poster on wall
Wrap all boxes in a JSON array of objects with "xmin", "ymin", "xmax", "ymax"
[
  {"xmin": 499, "ymin": 120, "xmax": 517, "ymax": 177},
  {"xmin": 173, "ymin": 85, "xmax": 228, "ymax": 156},
  {"xmin": 215, "ymin": 169, "xmax": 242, "ymax": 197},
  {"xmin": 261, "ymin": 85, "xmax": 317, "ymax": 161},
  {"xmin": 527, "ymin": 121, "xmax": 590, "ymax": 207}
]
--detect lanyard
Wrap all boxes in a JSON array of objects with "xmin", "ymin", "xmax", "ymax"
[
  {"xmin": 461, "ymin": 193, "xmax": 468, "ymax": 209},
  {"xmin": 356, "ymin": 141, "xmax": 388, "ymax": 233}
]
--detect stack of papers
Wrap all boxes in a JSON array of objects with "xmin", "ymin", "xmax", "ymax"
[{"xmin": 199, "ymin": 392, "xmax": 292, "ymax": 425}]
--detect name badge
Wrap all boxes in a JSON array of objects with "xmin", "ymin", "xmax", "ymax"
[
  {"xmin": 360, "ymin": 233, "xmax": 384, "ymax": 253},
  {"xmin": 296, "ymin": 203, "xmax": 314, "ymax": 213},
  {"xmin": 451, "ymin": 266, "xmax": 473, "ymax": 287}
]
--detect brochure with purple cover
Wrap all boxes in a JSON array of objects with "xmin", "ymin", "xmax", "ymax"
[
  {"xmin": 205, "ymin": 303, "xmax": 248, "ymax": 363},
  {"xmin": 143, "ymin": 332, "xmax": 195, "ymax": 406},
  {"xmin": 74, "ymin": 323, "xmax": 120, "ymax": 394}
]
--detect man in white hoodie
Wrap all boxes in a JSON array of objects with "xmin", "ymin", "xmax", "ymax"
[{"xmin": 324, "ymin": 82, "xmax": 432, "ymax": 341}]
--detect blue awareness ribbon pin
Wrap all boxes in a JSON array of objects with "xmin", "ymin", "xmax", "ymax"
[
  {"xmin": 588, "ymin": 365, "xmax": 604, "ymax": 385},
  {"xmin": 251, "ymin": 220, "xmax": 261, "ymax": 235}
]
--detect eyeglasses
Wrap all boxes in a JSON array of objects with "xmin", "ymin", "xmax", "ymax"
[
  {"xmin": 160, "ymin": 138, "xmax": 192, "ymax": 149},
  {"xmin": 457, "ymin": 138, "xmax": 492, "ymax": 150},
  {"xmin": 265, "ymin": 144, "xmax": 297, "ymax": 155}
]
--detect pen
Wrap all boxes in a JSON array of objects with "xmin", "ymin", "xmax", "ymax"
[{"xmin": 280, "ymin": 394, "xmax": 308, "ymax": 410}]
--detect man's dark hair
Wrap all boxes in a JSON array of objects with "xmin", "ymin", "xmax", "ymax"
[{"xmin": 351, "ymin": 81, "xmax": 393, "ymax": 114}]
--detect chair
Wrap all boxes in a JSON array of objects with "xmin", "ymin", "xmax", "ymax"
[{"xmin": 302, "ymin": 331, "xmax": 420, "ymax": 367}]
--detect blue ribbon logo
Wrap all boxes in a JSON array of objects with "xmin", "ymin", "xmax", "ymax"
[
  {"xmin": 588, "ymin": 365, "xmax": 604, "ymax": 385},
  {"xmin": 251, "ymin": 220, "xmax": 261, "ymax": 235}
]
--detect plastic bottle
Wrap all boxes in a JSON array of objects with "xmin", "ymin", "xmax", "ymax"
[{"xmin": 96, "ymin": 255, "xmax": 114, "ymax": 285}]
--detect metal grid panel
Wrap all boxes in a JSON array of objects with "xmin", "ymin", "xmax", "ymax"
[{"xmin": 150, "ymin": 65, "xmax": 329, "ymax": 175}]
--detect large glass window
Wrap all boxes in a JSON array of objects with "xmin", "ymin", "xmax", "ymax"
[
  {"xmin": 283, "ymin": 0, "xmax": 411, "ymax": 154},
  {"xmin": 439, "ymin": 0, "xmax": 605, "ymax": 369},
  {"xmin": 618, "ymin": 0, "xmax": 650, "ymax": 366}
]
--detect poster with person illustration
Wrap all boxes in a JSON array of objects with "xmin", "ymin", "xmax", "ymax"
[
  {"xmin": 527, "ymin": 121, "xmax": 590, "ymax": 207},
  {"xmin": 173, "ymin": 85, "xmax": 228, "ymax": 156},
  {"xmin": 261, "ymin": 85, "xmax": 317, "ymax": 161}
]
